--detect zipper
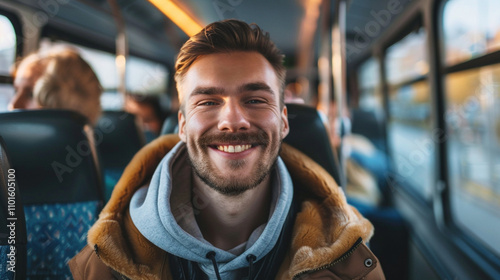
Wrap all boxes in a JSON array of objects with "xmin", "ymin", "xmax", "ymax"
[{"xmin": 292, "ymin": 237, "xmax": 363, "ymax": 279}]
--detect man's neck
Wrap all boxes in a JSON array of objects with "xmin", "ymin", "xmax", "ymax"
[{"xmin": 192, "ymin": 175, "xmax": 272, "ymax": 251}]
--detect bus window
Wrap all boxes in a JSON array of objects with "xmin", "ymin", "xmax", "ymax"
[
  {"xmin": 443, "ymin": 0, "xmax": 500, "ymax": 257},
  {"xmin": 40, "ymin": 40, "xmax": 169, "ymax": 110},
  {"xmin": 443, "ymin": 0, "xmax": 500, "ymax": 66},
  {"xmin": 0, "ymin": 14, "xmax": 16, "ymax": 112},
  {"xmin": 385, "ymin": 26, "xmax": 434, "ymax": 201},
  {"xmin": 358, "ymin": 57, "xmax": 383, "ymax": 113},
  {"xmin": 126, "ymin": 56, "xmax": 168, "ymax": 96}
]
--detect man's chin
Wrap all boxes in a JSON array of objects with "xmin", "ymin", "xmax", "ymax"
[
  {"xmin": 195, "ymin": 170, "xmax": 268, "ymax": 196},
  {"xmin": 209, "ymin": 184, "xmax": 254, "ymax": 197}
]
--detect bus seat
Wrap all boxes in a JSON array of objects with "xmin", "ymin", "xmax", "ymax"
[
  {"xmin": 0, "ymin": 110, "xmax": 104, "ymax": 280},
  {"xmin": 284, "ymin": 103, "xmax": 342, "ymax": 186},
  {"xmin": 160, "ymin": 113, "xmax": 179, "ymax": 135},
  {"xmin": 351, "ymin": 108, "xmax": 387, "ymax": 152},
  {"xmin": 95, "ymin": 111, "xmax": 145, "ymax": 201},
  {"xmin": 0, "ymin": 137, "xmax": 27, "ymax": 280}
]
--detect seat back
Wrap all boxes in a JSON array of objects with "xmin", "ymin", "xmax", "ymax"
[
  {"xmin": 95, "ymin": 111, "xmax": 145, "ymax": 200},
  {"xmin": 0, "ymin": 110, "xmax": 104, "ymax": 279},
  {"xmin": 284, "ymin": 103, "xmax": 342, "ymax": 185},
  {"xmin": 351, "ymin": 108, "xmax": 387, "ymax": 152},
  {"xmin": 0, "ymin": 137, "xmax": 27, "ymax": 280},
  {"xmin": 160, "ymin": 113, "xmax": 179, "ymax": 135}
]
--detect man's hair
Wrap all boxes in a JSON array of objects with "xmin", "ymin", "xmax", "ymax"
[
  {"xmin": 17, "ymin": 47, "xmax": 102, "ymax": 124},
  {"xmin": 174, "ymin": 19, "xmax": 286, "ymax": 106}
]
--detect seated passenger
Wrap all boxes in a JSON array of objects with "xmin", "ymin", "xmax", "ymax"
[
  {"xmin": 327, "ymin": 101, "xmax": 408, "ymax": 280},
  {"xmin": 284, "ymin": 80, "xmax": 305, "ymax": 104},
  {"xmin": 9, "ymin": 46, "xmax": 102, "ymax": 125},
  {"xmin": 327, "ymin": 100, "xmax": 387, "ymax": 207},
  {"xmin": 69, "ymin": 19, "xmax": 384, "ymax": 279},
  {"xmin": 124, "ymin": 93, "xmax": 167, "ymax": 142}
]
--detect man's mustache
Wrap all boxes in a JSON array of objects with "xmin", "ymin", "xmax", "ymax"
[{"xmin": 197, "ymin": 130, "xmax": 270, "ymax": 146}]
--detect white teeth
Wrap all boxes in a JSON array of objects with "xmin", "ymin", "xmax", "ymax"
[{"xmin": 216, "ymin": 145, "xmax": 252, "ymax": 153}]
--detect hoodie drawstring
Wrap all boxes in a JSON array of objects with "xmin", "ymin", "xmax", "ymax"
[
  {"xmin": 246, "ymin": 254, "xmax": 256, "ymax": 279},
  {"xmin": 206, "ymin": 251, "xmax": 222, "ymax": 280},
  {"xmin": 205, "ymin": 251, "xmax": 257, "ymax": 280}
]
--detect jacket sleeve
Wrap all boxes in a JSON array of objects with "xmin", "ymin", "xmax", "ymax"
[
  {"xmin": 68, "ymin": 245, "xmax": 118, "ymax": 280},
  {"xmin": 301, "ymin": 243, "xmax": 385, "ymax": 280}
]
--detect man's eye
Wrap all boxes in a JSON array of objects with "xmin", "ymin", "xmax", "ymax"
[
  {"xmin": 247, "ymin": 99, "xmax": 265, "ymax": 104},
  {"xmin": 200, "ymin": 101, "xmax": 218, "ymax": 106}
]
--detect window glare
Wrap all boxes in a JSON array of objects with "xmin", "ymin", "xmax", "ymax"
[
  {"xmin": 444, "ymin": 0, "xmax": 500, "ymax": 65},
  {"xmin": 358, "ymin": 58, "xmax": 383, "ymax": 112},
  {"xmin": 0, "ymin": 15, "xmax": 16, "ymax": 75},
  {"xmin": 445, "ymin": 64, "xmax": 500, "ymax": 257},
  {"xmin": 386, "ymin": 27, "xmax": 428, "ymax": 84},
  {"xmin": 385, "ymin": 27, "xmax": 434, "ymax": 201},
  {"xmin": 127, "ymin": 56, "xmax": 168, "ymax": 95}
]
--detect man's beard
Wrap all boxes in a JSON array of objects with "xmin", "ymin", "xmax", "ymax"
[{"xmin": 186, "ymin": 130, "xmax": 281, "ymax": 196}]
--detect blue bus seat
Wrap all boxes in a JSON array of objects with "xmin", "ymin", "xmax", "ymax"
[
  {"xmin": 0, "ymin": 137, "xmax": 27, "ymax": 280},
  {"xmin": 284, "ymin": 103, "xmax": 342, "ymax": 186},
  {"xmin": 0, "ymin": 110, "xmax": 104, "ymax": 280},
  {"xmin": 95, "ymin": 111, "xmax": 145, "ymax": 201}
]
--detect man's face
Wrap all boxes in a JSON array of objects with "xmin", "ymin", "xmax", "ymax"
[
  {"xmin": 9, "ymin": 62, "xmax": 42, "ymax": 110},
  {"xmin": 178, "ymin": 51, "xmax": 289, "ymax": 196}
]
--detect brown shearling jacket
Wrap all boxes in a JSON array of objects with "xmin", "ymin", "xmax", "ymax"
[{"xmin": 69, "ymin": 134, "xmax": 385, "ymax": 279}]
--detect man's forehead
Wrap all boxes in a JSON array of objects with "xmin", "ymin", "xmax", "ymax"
[{"xmin": 178, "ymin": 52, "xmax": 279, "ymax": 101}]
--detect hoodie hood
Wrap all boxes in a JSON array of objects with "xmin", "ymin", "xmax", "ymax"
[
  {"xmin": 84, "ymin": 134, "xmax": 374, "ymax": 279},
  {"xmin": 129, "ymin": 141, "xmax": 293, "ymax": 279}
]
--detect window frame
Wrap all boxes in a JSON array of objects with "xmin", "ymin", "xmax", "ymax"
[{"xmin": 439, "ymin": 0, "xmax": 500, "ymax": 270}]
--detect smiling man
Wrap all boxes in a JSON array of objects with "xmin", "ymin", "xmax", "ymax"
[{"xmin": 69, "ymin": 19, "xmax": 385, "ymax": 279}]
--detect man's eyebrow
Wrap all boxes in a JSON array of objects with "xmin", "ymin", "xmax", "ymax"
[
  {"xmin": 238, "ymin": 82, "xmax": 275, "ymax": 95},
  {"xmin": 190, "ymin": 87, "xmax": 225, "ymax": 96}
]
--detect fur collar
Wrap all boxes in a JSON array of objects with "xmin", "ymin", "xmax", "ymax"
[{"xmin": 87, "ymin": 134, "xmax": 373, "ymax": 279}]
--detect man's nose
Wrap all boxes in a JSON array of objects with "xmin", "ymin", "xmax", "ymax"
[{"xmin": 217, "ymin": 100, "xmax": 250, "ymax": 132}]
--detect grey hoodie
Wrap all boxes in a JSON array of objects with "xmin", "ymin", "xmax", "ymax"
[{"xmin": 129, "ymin": 142, "xmax": 293, "ymax": 279}]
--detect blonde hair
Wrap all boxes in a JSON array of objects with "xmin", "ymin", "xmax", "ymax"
[{"xmin": 18, "ymin": 47, "xmax": 102, "ymax": 124}]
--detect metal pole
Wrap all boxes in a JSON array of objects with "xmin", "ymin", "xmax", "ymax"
[{"xmin": 108, "ymin": 0, "xmax": 128, "ymax": 104}]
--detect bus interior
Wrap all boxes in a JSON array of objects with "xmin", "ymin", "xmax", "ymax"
[{"xmin": 1, "ymin": 0, "xmax": 500, "ymax": 279}]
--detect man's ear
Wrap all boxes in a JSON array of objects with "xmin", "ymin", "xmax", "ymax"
[
  {"xmin": 178, "ymin": 110, "xmax": 187, "ymax": 142},
  {"xmin": 281, "ymin": 106, "xmax": 290, "ymax": 139}
]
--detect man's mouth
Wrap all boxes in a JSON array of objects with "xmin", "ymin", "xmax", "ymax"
[{"xmin": 215, "ymin": 144, "xmax": 253, "ymax": 153}]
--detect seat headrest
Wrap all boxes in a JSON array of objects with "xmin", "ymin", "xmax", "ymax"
[
  {"xmin": 284, "ymin": 103, "xmax": 341, "ymax": 185},
  {"xmin": 96, "ymin": 111, "xmax": 144, "ymax": 169},
  {"xmin": 351, "ymin": 108, "xmax": 387, "ymax": 151},
  {"xmin": 0, "ymin": 110, "xmax": 103, "ymax": 204}
]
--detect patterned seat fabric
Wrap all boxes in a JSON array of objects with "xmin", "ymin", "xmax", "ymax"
[
  {"xmin": 0, "ymin": 246, "xmax": 14, "ymax": 280},
  {"xmin": 24, "ymin": 201, "xmax": 100, "ymax": 280}
]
